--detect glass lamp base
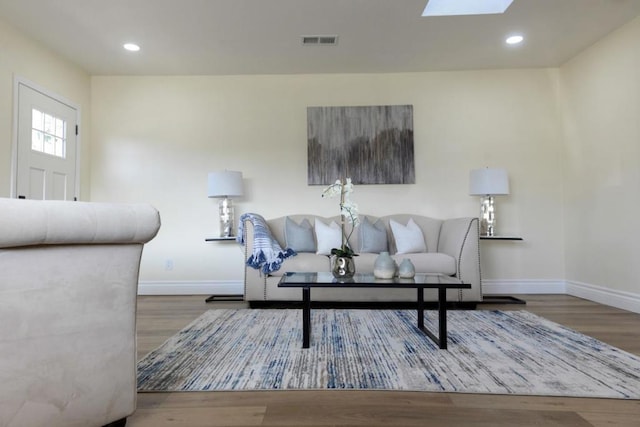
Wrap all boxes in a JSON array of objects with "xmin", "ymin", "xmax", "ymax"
[
  {"xmin": 219, "ymin": 198, "xmax": 234, "ymax": 237},
  {"xmin": 479, "ymin": 195, "xmax": 496, "ymax": 237}
]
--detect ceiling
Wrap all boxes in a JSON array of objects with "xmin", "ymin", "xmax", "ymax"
[{"xmin": 1, "ymin": 0, "xmax": 639, "ymax": 76}]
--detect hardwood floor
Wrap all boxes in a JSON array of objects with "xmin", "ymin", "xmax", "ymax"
[{"xmin": 129, "ymin": 295, "xmax": 640, "ymax": 427}]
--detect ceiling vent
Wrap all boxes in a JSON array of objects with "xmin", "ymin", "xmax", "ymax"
[{"xmin": 301, "ymin": 35, "xmax": 339, "ymax": 46}]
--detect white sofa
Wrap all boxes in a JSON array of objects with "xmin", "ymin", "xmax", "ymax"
[
  {"xmin": 0, "ymin": 198, "xmax": 161, "ymax": 427},
  {"xmin": 242, "ymin": 214, "xmax": 481, "ymax": 306}
]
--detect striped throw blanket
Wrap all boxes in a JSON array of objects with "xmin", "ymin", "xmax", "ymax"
[{"xmin": 237, "ymin": 213, "xmax": 296, "ymax": 274}]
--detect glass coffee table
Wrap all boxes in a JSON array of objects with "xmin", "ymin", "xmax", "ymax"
[{"xmin": 278, "ymin": 272, "xmax": 471, "ymax": 350}]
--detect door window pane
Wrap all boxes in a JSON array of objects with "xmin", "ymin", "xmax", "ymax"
[{"xmin": 31, "ymin": 108, "xmax": 66, "ymax": 158}]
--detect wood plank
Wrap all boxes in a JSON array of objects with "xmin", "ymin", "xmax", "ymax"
[{"xmin": 128, "ymin": 406, "xmax": 265, "ymax": 427}]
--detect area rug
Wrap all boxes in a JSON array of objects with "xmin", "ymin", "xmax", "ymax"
[{"xmin": 137, "ymin": 309, "xmax": 640, "ymax": 398}]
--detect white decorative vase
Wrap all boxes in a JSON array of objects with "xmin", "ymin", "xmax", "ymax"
[
  {"xmin": 374, "ymin": 251, "xmax": 396, "ymax": 279},
  {"xmin": 398, "ymin": 258, "xmax": 415, "ymax": 279}
]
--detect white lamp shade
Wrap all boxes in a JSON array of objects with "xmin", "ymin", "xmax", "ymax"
[
  {"xmin": 208, "ymin": 171, "xmax": 244, "ymax": 198},
  {"xmin": 469, "ymin": 168, "xmax": 510, "ymax": 195}
]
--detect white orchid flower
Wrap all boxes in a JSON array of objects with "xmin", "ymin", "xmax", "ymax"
[
  {"xmin": 342, "ymin": 178, "xmax": 354, "ymax": 195},
  {"xmin": 341, "ymin": 201, "xmax": 359, "ymax": 225},
  {"xmin": 321, "ymin": 179, "xmax": 343, "ymax": 198},
  {"xmin": 321, "ymin": 177, "xmax": 360, "ymax": 256}
]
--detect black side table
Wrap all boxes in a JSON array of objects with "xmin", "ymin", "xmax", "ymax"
[
  {"xmin": 479, "ymin": 235, "xmax": 526, "ymax": 304},
  {"xmin": 204, "ymin": 237, "xmax": 243, "ymax": 302},
  {"xmin": 480, "ymin": 236, "xmax": 523, "ymax": 240}
]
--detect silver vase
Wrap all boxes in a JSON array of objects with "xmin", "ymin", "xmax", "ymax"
[{"xmin": 331, "ymin": 255, "xmax": 356, "ymax": 279}]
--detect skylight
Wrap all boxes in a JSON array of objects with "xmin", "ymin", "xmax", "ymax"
[{"xmin": 422, "ymin": 0, "xmax": 514, "ymax": 17}]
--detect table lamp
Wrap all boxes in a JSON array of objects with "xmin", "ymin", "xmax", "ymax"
[
  {"xmin": 208, "ymin": 170, "xmax": 244, "ymax": 237},
  {"xmin": 469, "ymin": 168, "xmax": 509, "ymax": 237}
]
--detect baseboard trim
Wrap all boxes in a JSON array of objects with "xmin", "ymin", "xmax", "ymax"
[
  {"xmin": 137, "ymin": 279, "xmax": 640, "ymax": 314},
  {"xmin": 566, "ymin": 280, "xmax": 640, "ymax": 314},
  {"xmin": 138, "ymin": 280, "xmax": 243, "ymax": 296},
  {"xmin": 482, "ymin": 279, "xmax": 566, "ymax": 295}
]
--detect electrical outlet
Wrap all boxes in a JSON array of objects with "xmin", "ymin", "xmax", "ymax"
[{"xmin": 165, "ymin": 259, "xmax": 174, "ymax": 271}]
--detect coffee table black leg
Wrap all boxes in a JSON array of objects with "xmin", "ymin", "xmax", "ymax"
[
  {"xmin": 417, "ymin": 287, "xmax": 448, "ymax": 349},
  {"xmin": 438, "ymin": 287, "xmax": 447, "ymax": 350},
  {"xmin": 302, "ymin": 287, "xmax": 310, "ymax": 348},
  {"xmin": 417, "ymin": 288, "xmax": 424, "ymax": 329}
]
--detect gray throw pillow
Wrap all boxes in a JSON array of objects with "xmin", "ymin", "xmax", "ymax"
[
  {"xmin": 359, "ymin": 216, "xmax": 388, "ymax": 253},
  {"xmin": 284, "ymin": 217, "xmax": 315, "ymax": 252}
]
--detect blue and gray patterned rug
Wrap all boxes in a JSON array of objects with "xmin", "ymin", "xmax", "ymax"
[{"xmin": 137, "ymin": 309, "xmax": 640, "ymax": 398}]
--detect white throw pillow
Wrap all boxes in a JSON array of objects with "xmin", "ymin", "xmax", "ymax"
[
  {"xmin": 314, "ymin": 219, "xmax": 342, "ymax": 255},
  {"xmin": 390, "ymin": 218, "xmax": 426, "ymax": 254}
]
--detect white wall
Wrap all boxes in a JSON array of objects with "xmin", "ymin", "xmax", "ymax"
[
  {"xmin": 560, "ymin": 16, "xmax": 640, "ymax": 303},
  {"xmin": 3, "ymin": 12, "xmax": 638, "ymax": 310},
  {"xmin": 91, "ymin": 70, "xmax": 565, "ymax": 287},
  {"xmin": 0, "ymin": 18, "xmax": 91, "ymax": 199}
]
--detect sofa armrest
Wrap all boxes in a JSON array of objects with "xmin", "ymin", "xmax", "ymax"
[{"xmin": 438, "ymin": 217, "xmax": 482, "ymax": 301}]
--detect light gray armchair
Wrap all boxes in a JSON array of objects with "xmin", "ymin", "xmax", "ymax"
[{"xmin": 0, "ymin": 198, "xmax": 160, "ymax": 427}]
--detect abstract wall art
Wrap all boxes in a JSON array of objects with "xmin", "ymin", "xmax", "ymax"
[{"xmin": 307, "ymin": 105, "xmax": 415, "ymax": 185}]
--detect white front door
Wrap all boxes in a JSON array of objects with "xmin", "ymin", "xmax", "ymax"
[{"xmin": 15, "ymin": 81, "xmax": 78, "ymax": 200}]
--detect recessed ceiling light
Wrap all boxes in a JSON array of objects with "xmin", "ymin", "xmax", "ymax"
[
  {"xmin": 505, "ymin": 35, "xmax": 524, "ymax": 45},
  {"xmin": 123, "ymin": 43, "xmax": 140, "ymax": 52},
  {"xmin": 422, "ymin": 0, "xmax": 514, "ymax": 16}
]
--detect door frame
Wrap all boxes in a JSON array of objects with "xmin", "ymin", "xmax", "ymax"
[{"xmin": 10, "ymin": 76, "xmax": 82, "ymax": 199}]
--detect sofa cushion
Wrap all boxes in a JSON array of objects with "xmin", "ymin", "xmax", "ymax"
[
  {"xmin": 359, "ymin": 217, "xmax": 388, "ymax": 253},
  {"xmin": 314, "ymin": 219, "xmax": 342, "ymax": 255},
  {"xmin": 390, "ymin": 218, "xmax": 426, "ymax": 254},
  {"xmin": 353, "ymin": 253, "xmax": 377, "ymax": 272},
  {"xmin": 284, "ymin": 217, "xmax": 315, "ymax": 252},
  {"xmin": 351, "ymin": 252, "xmax": 456, "ymax": 276},
  {"xmin": 392, "ymin": 253, "xmax": 456, "ymax": 275},
  {"xmin": 269, "ymin": 253, "xmax": 331, "ymax": 277}
]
